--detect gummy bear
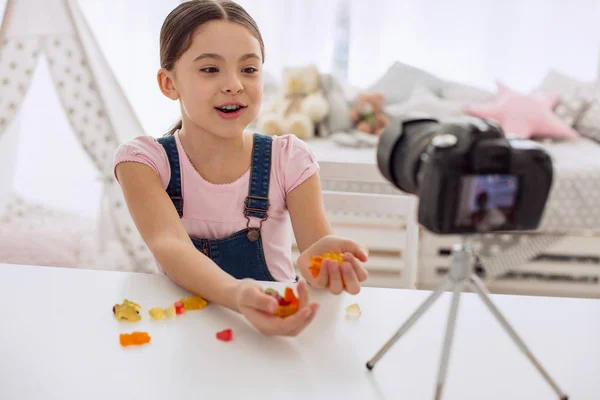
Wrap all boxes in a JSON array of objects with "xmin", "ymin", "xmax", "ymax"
[
  {"xmin": 149, "ymin": 307, "xmax": 166, "ymax": 321},
  {"xmin": 267, "ymin": 287, "xmax": 300, "ymax": 318},
  {"xmin": 265, "ymin": 288, "xmax": 290, "ymax": 306},
  {"xmin": 309, "ymin": 252, "xmax": 346, "ymax": 285},
  {"xmin": 174, "ymin": 301, "xmax": 185, "ymax": 315},
  {"xmin": 113, "ymin": 299, "xmax": 142, "ymax": 322},
  {"xmin": 180, "ymin": 296, "xmax": 208, "ymax": 310},
  {"xmin": 345, "ymin": 303, "xmax": 362, "ymax": 319},
  {"xmin": 216, "ymin": 328, "xmax": 233, "ymax": 342},
  {"xmin": 165, "ymin": 305, "xmax": 176, "ymax": 319},
  {"xmin": 120, "ymin": 331, "xmax": 151, "ymax": 347}
]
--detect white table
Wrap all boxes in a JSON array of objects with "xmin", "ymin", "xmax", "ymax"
[{"xmin": 1, "ymin": 263, "xmax": 599, "ymax": 400}]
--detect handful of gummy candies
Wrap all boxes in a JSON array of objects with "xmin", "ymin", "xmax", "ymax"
[
  {"xmin": 264, "ymin": 287, "xmax": 299, "ymax": 317},
  {"xmin": 309, "ymin": 251, "xmax": 346, "ymax": 285}
]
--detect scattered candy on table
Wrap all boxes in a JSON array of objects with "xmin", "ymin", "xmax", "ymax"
[
  {"xmin": 148, "ymin": 307, "xmax": 166, "ymax": 321},
  {"xmin": 165, "ymin": 305, "xmax": 176, "ymax": 318},
  {"xmin": 113, "ymin": 299, "xmax": 142, "ymax": 322},
  {"xmin": 345, "ymin": 303, "xmax": 362, "ymax": 319},
  {"xmin": 146, "ymin": 296, "xmax": 208, "ymax": 320},
  {"xmin": 180, "ymin": 296, "xmax": 208, "ymax": 310},
  {"xmin": 265, "ymin": 287, "xmax": 299, "ymax": 317},
  {"xmin": 216, "ymin": 328, "xmax": 233, "ymax": 342},
  {"xmin": 120, "ymin": 331, "xmax": 151, "ymax": 347},
  {"xmin": 174, "ymin": 301, "xmax": 185, "ymax": 315}
]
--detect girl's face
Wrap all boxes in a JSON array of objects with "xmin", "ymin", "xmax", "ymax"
[{"xmin": 163, "ymin": 20, "xmax": 263, "ymax": 138}]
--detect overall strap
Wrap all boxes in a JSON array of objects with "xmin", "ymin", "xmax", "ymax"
[
  {"xmin": 156, "ymin": 135, "xmax": 184, "ymax": 217},
  {"xmin": 244, "ymin": 133, "xmax": 272, "ymax": 225}
]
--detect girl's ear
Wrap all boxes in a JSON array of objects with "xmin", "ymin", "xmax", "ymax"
[{"xmin": 157, "ymin": 68, "xmax": 180, "ymax": 101}]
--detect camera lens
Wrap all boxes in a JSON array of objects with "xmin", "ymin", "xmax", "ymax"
[{"xmin": 377, "ymin": 115, "xmax": 440, "ymax": 194}]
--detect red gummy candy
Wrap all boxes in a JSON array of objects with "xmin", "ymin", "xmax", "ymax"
[
  {"xmin": 275, "ymin": 294, "xmax": 290, "ymax": 306},
  {"xmin": 174, "ymin": 301, "xmax": 185, "ymax": 315},
  {"xmin": 216, "ymin": 328, "xmax": 233, "ymax": 342}
]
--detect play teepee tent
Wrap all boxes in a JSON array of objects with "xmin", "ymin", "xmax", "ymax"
[{"xmin": 0, "ymin": 0, "xmax": 155, "ymax": 272}]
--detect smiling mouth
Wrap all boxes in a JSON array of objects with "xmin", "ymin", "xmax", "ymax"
[{"xmin": 215, "ymin": 105, "xmax": 247, "ymax": 113}]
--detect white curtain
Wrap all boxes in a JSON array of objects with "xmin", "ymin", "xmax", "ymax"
[
  {"xmin": 348, "ymin": 0, "xmax": 600, "ymax": 92},
  {"xmin": 234, "ymin": 0, "xmax": 341, "ymax": 80}
]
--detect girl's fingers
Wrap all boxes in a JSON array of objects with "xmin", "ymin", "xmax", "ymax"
[
  {"xmin": 341, "ymin": 261, "xmax": 360, "ymax": 294},
  {"xmin": 344, "ymin": 252, "xmax": 369, "ymax": 282},
  {"xmin": 327, "ymin": 259, "xmax": 344, "ymax": 295}
]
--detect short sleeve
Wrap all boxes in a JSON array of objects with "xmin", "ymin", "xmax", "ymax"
[
  {"xmin": 274, "ymin": 134, "xmax": 320, "ymax": 195},
  {"xmin": 113, "ymin": 136, "xmax": 171, "ymax": 189}
]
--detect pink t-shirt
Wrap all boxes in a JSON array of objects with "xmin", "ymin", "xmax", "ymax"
[{"xmin": 113, "ymin": 131, "xmax": 319, "ymax": 281}]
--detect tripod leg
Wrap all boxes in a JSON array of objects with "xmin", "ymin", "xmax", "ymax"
[
  {"xmin": 467, "ymin": 276, "xmax": 569, "ymax": 400},
  {"xmin": 434, "ymin": 282, "xmax": 464, "ymax": 400},
  {"xmin": 470, "ymin": 273, "xmax": 490, "ymax": 295},
  {"xmin": 366, "ymin": 276, "xmax": 454, "ymax": 370}
]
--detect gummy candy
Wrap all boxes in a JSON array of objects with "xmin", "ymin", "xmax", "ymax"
[
  {"xmin": 266, "ymin": 287, "xmax": 299, "ymax": 317},
  {"xmin": 120, "ymin": 331, "xmax": 151, "ymax": 347},
  {"xmin": 149, "ymin": 307, "xmax": 166, "ymax": 321},
  {"xmin": 309, "ymin": 252, "xmax": 346, "ymax": 285},
  {"xmin": 345, "ymin": 303, "xmax": 362, "ymax": 319},
  {"xmin": 165, "ymin": 305, "xmax": 176, "ymax": 318},
  {"xmin": 113, "ymin": 299, "xmax": 142, "ymax": 322},
  {"xmin": 216, "ymin": 328, "xmax": 233, "ymax": 342},
  {"xmin": 174, "ymin": 301, "xmax": 185, "ymax": 315},
  {"xmin": 265, "ymin": 288, "xmax": 290, "ymax": 306},
  {"xmin": 180, "ymin": 296, "xmax": 208, "ymax": 310}
]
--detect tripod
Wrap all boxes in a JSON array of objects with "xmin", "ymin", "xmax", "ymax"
[{"xmin": 366, "ymin": 239, "xmax": 568, "ymax": 400}]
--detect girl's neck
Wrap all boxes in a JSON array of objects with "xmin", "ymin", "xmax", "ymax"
[{"xmin": 178, "ymin": 124, "xmax": 253, "ymax": 185}]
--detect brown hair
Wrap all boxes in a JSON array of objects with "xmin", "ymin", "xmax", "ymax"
[{"xmin": 159, "ymin": 0, "xmax": 265, "ymax": 135}]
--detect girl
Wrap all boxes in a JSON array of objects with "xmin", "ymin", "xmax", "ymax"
[{"xmin": 113, "ymin": 0, "xmax": 368, "ymax": 337}]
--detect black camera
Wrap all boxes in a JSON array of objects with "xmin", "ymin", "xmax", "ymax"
[{"xmin": 377, "ymin": 114, "xmax": 554, "ymax": 235}]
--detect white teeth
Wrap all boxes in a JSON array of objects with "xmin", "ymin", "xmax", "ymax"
[{"xmin": 220, "ymin": 105, "xmax": 241, "ymax": 111}]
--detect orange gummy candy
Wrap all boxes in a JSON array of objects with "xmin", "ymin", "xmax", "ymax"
[
  {"xmin": 273, "ymin": 287, "xmax": 300, "ymax": 318},
  {"xmin": 309, "ymin": 252, "xmax": 346, "ymax": 285},
  {"xmin": 120, "ymin": 331, "xmax": 151, "ymax": 347}
]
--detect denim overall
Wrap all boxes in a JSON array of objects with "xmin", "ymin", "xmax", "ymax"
[{"xmin": 157, "ymin": 133, "xmax": 276, "ymax": 282}]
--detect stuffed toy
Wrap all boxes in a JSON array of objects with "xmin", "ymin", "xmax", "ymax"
[
  {"xmin": 350, "ymin": 91, "xmax": 390, "ymax": 136},
  {"xmin": 257, "ymin": 65, "xmax": 330, "ymax": 140}
]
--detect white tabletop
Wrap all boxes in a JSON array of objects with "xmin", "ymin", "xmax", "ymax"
[{"xmin": 1, "ymin": 263, "xmax": 599, "ymax": 400}]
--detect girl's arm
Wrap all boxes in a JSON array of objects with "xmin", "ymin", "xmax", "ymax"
[
  {"xmin": 287, "ymin": 173, "xmax": 368, "ymax": 294},
  {"xmin": 286, "ymin": 172, "xmax": 333, "ymax": 253},
  {"xmin": 116, "ymin": 161, "xmax": 242, "ymax": 311}
]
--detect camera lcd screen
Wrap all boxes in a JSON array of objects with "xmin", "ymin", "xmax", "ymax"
[{"xmin": 455, "ymin": 174, "xmax": 518, "ymax": 231}]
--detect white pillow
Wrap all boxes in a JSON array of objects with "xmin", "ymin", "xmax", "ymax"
[
  {"xmin": 368, "ymin": 61, "xmax": 445, "ymax": 105},
  {"xmin": 384, "ymin": 86, "xmax": 465, "ymax": 120}
]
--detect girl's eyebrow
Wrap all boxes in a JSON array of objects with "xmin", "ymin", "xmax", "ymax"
[{"xmin": 193, "ymin": 53, "xmax": 261, "ymax": 62}]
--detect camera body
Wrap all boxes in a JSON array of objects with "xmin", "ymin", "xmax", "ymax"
[{"xmin": 377, "ymin": 115, "xmax": 553, "ymax": 235}]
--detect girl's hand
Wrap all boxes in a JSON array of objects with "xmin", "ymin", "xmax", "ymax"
[
  {"xmin": 235, "ymin": 279, "xmax": 319, "ymax": 337},
  {"xmin": 297, "ymin": 235, "xmax": 369, "ymax": 295}
]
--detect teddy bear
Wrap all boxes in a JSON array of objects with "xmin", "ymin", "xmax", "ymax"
[
  {"xmin": 257, "ymin": 64, "xmax": 330, "ymax": 140},
  {"xmin": 350, "ymin": 91, "xmax": 390, "ymax": 136}
]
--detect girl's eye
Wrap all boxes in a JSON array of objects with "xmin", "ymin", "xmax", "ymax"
[
  {"xmin": 243, "ymin": 67, "xmax": 258, "ymax": 74},
  {"xmin": 200, "ymin": 67, "xmax": 218, "ymax": 73}
]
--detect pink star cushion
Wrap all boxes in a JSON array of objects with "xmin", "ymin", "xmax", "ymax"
[{"xmin": 465, "ymin": 83, "xmax": 580, "ymax": 140}]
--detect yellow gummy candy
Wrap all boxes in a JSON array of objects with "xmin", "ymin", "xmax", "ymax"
[
  {"xmin": 165, "ymin": 305, "xmax": 176, "ymax": 318},
  {"xmin": 149, "ymin": 307, "xmax": 166, "ymax": 321},
  {"xmin": 113, "ymin": 299, "xmax": 142, "ymax": 322},
  {"xmin": 180, "ymin": 296, "xmax": 208, "ymax": 310},
  {"xmin": 345, "ymin": 303, "xmax": 361, "ymax": 319}
]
